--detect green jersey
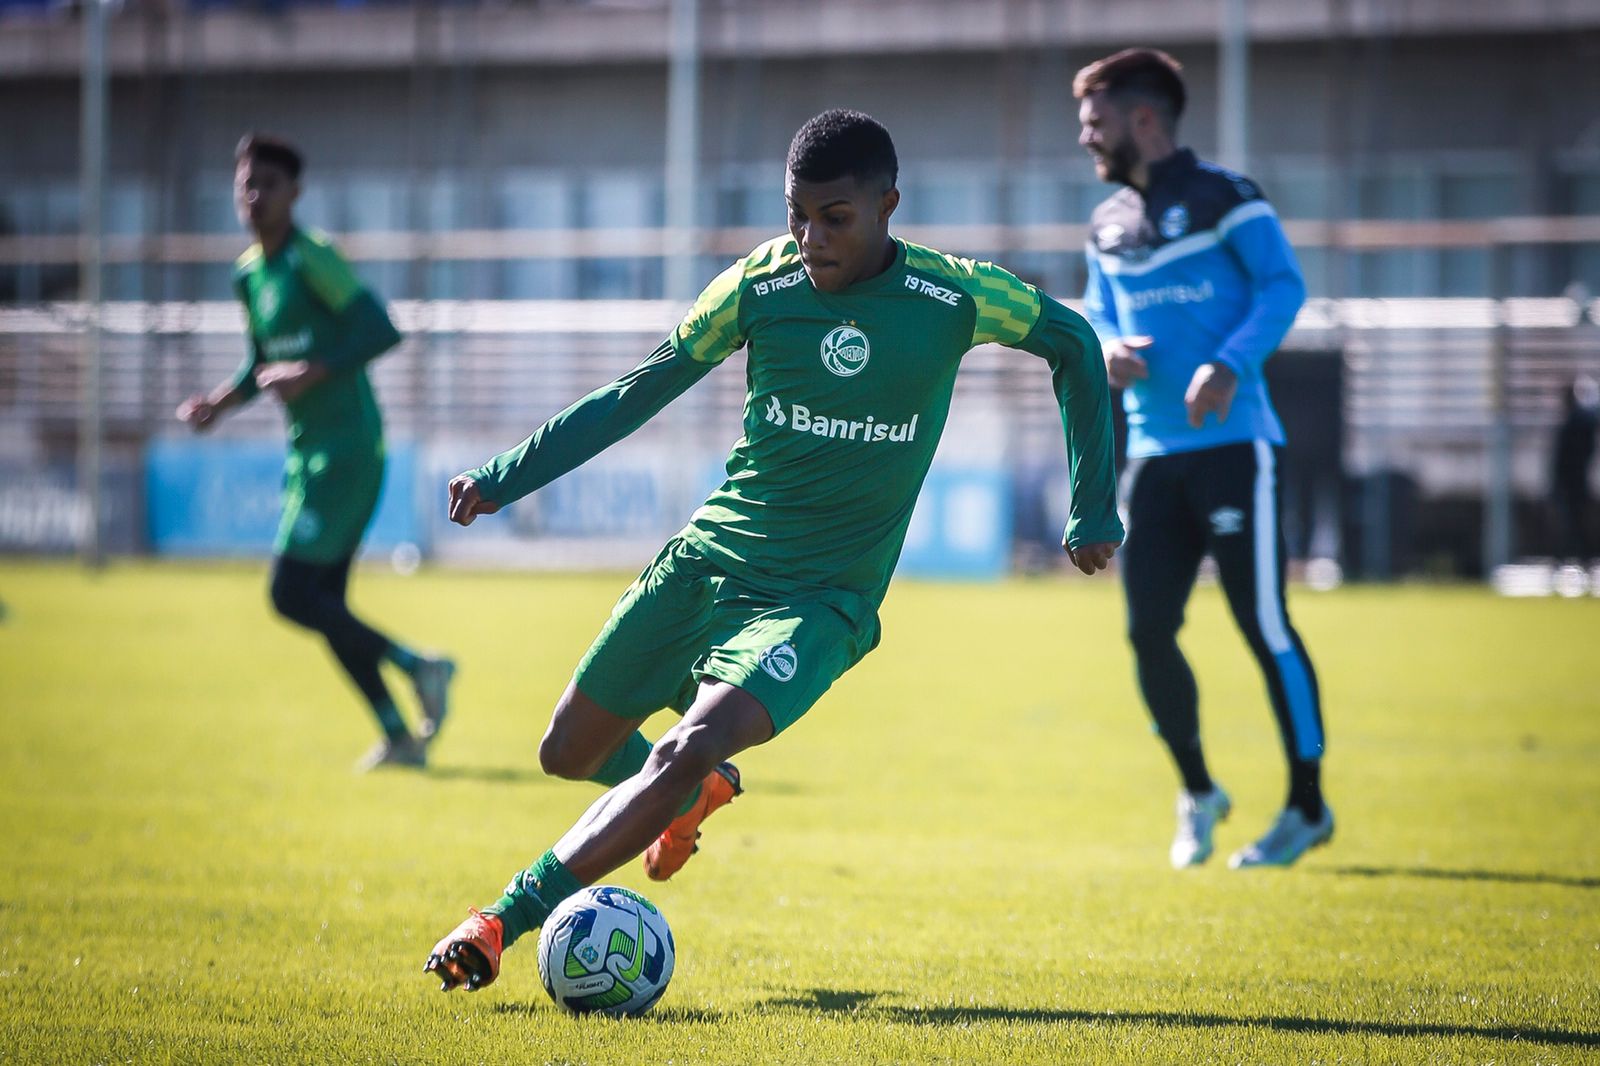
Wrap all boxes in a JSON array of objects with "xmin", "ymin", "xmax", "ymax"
[
  {"xmin": 471, "ymin": 235, "xmax": 1123, "ymax": 604},
  {"xmin": 229, "ymin": 226, "xmax": 400, "ymax": 456}
]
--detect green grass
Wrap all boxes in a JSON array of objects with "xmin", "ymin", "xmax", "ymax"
[{"xmin": 1, "ymin": 561, "xmax": 1597, "ymax": 1064}]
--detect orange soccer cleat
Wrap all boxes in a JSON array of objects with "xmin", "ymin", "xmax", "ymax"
[
  {"xmin": 424, "ymin": 908, "xmax": 504, "ymax": 992},
  {"xmin": 643, "ymin": 762, "xmax": 742, "ymax": 882}
]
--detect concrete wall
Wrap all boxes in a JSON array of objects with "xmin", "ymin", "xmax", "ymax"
[
  {"xmin": 3, "ymin": 8, "xmax": 1598, "ymax": 301},
  {"xmin": 5, "ymin": 31, "xmax": 1598, "ymax": 183}
]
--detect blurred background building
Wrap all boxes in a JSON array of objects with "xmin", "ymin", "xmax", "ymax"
[{"xmin": 2, "ymin": 0, "xmax": 1598, "ymax": 579}]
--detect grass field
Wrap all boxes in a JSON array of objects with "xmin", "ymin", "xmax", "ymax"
[{"xmin": 1, "ymin": 561, "xmax": 1597, "ymax": 1064}]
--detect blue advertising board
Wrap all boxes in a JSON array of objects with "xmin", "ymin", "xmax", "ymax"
[
  {"xmin": 146, "ymin": 438, "xmax": 422, "ymax": 557},
  {"xmin": 898, "ymin": 467, "xmax": 1012, "ymax": 579},
  {"xmin": 0, "ymin": 456, "xmax": 143, "ymax": 554},
  {"xmin": 142, "ymin": 438, "xmax": 1011, "ymax": 576}
]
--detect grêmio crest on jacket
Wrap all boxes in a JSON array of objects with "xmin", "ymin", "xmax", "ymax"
[{"xmin": 1090, "ymin": 148, "xmax": 1265, "ymax": 263}]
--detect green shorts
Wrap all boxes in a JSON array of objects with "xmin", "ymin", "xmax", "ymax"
[
  {"xmin": 275, "ymin": 441, "xmax": 384, "ymax": 564},
  {"xmin": 573, "ymin": 534, "xmax": 881, "ymax": 736}
]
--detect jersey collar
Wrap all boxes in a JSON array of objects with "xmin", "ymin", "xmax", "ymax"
[{"xmin": 1142, "ymin": 148, "xmax": 1198, "ymax": 200}]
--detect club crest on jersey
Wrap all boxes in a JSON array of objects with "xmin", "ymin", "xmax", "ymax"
[
  {"xmin": 1159, "ymin": 204, "xmax": 1190, "ymax": 240},
  {"xmin": 256, "ymin": 281, "xmax": 280, "ymax": 319},
  {"xmin": 759, "ymin": 642, "xmax": 798, "ymax": 683},
  {"xmin": 820, "ymin": 324, "xmax": 870, "ymax": 377}
]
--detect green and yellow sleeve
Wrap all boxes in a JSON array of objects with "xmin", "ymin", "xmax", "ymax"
[
  {"xmin": 295, "ymin": 230, "xmax": 401, "ymax": 374},
  {"xmin": 902, "ymin": 244, "xmax": 1044, "ymax": 348},
  {"xmin": 964, "ymin": 259, "xmax": 1045, "ymax": 348},
  {"xmin": 1015, "ymin": 294, "xmax": 1124, "ymax": 551},
  {"xmin": 295, "ymin": 229, "xmax": 364, "ymax": 313},
  {"xmin": 671, "ymin": 258, "xmax": 750, "ymax": 366},
  {"xmin": 470, "ymin": 241, "xmax": 773, "ymax": 508},
  {"xmin": 469, "ymin": 339, "xmax": 715, "ymax": 509}
]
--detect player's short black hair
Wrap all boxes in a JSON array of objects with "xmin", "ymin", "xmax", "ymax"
[
  {"xmin": 235, "ymin": 133, "xmax": 304, "ymax": 181},
  {"xmin": 1073, "ymin": 48, "xmax": 1187, "ymax": 128},
  {"xmin": 786, "ymin": 110, "xmax": 898, "ymax": 191}
]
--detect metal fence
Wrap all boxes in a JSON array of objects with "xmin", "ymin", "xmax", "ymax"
[{"xmin": 4, "ymin": 288, "xmax": 1598, "ymax": 575}]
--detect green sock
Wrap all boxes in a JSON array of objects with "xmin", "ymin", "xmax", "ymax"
[
  {"xmin": 588, "ymin": 731, "xmax": 700, "ymax": 816},
  {"xmin": 372, "ymin": 699, "xmax": 407, "ymax": 740},
  {"xmin": 486, "ymin": 850, "xmax": 584, "ymax": 947},
  {"xmin": 384, "ymin": 643, "xmax": 423, "ymax": 674}
]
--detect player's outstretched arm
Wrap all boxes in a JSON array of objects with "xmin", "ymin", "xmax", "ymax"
[
  {"xmin": 254, "ymin": 360, "xmax": 330, "ymax": 404},
  {"xmin": 184, "ymin": 279, "xmax": 269, "ymax": 429},
  {"xmin": 175, "ymin": 379, "xmax": 251, "ymax": 432},
  {"xmin": 1015, "ymin": 294, "xmax": 1125, "ymax": 564},
  {"xmin": 446, "ymin": 474, "xmax": 500, "ymax": 527},
  {"xmin": 455, "ymin": 338, "xmax": 715, "ymax": 518}
]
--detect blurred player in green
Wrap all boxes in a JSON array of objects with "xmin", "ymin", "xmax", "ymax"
[
  {"xmin": 176, "ymin": 133, "xmax": 455, "ymax": 772},
  {"xmin": 425, "ymin": 110, "xmax": 1123, "ymax": 992}
]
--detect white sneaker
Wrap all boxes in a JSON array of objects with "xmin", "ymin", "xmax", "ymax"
[
  {"xmin": 1229, "ymin": 806, "xmax": 1334, "ymax": 869},
  {"xmin": 354, "ymin": 733, "xmax": 428, "ymax": 773},
  {"xmin": 1170, "ymin": 787, "xmax": 1232, "ymax": 868},
  {"xmin": 412, "ymin": 656, "xmax": 457, "ymax": 742}
]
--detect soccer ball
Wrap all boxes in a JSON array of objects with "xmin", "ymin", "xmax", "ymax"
[{"xmin": 536, "ymin": 885, "xmax": 675, "ymax": 1017}]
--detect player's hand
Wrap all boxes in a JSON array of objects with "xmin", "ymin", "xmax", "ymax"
[
  {"xmin": 255, "ymin": 361, "xmax": 328, "ymax": 403},
  {"xmin": 448, "ymin": 474, "xmax": 500, "ymax": 526},
  {"xmin": 1104, "ymin": 336, "xmax": 1152, "ymax": 389},
  {"xmin": 175, "ymin": 393, "xmax": 217, "ymax": 431},
  {"xmin": 1067, "ymin": 540, "xmax": 1119, "ymax": 576},
  {"xmin": 1184, "ymin": 361, "xmax": 1238, "ymax": 428}
]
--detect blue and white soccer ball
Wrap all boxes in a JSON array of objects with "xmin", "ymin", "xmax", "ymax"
[{"xmin": 536, "ymin": 885, "xmax": 675, "ymax": 1017}]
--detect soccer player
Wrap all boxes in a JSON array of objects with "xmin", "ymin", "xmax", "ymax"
[
  {"xmin": 1550, "ymin": 374, "xmax": 1598, "ymax": 563},
  {"xmin": 423, "ymin": 109, "xmax": 1123, "ymax": 992},
  {"xmin": 175, "ymin": 133, "xmax": 455, "ymax": 772},
  {"xmin": 1075, "ymin": 48, "xmax": 1331, "ymax": 868}
]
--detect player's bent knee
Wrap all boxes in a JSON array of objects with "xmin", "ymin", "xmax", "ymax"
[
  {"xmin": 537, "ymin": 730, "xmax": 600, "ymax": 780},
  {"xmin": 269, "ymin": 575, "xmax": 318, "ymax": 629}
]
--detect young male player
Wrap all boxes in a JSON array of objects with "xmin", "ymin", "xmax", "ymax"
[
  {"xmin": 176, "ymin": 134, "xmax": 455, "ymax": 772},
  {"xmin": 424, "ymin": 109, "xmax": 1123, "ymax": 992},
  {"xmin": 1075, "ymin": 49, "xmax": 1331, "ymax": 868}
]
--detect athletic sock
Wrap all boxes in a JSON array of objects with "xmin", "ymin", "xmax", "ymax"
[
  {"xmin": 1288, "ymin": 760, "xmax": 1324, "ymax": 821},
  {"xmin": 384, "ymin": 643, "xmax": 423, "ymax": 674},
  {"xmin": 586, "ymin": 731, "xmax": 702, "ymax": 816},
  {"xmin": 372, "ymin": 698, "xmax": 408, "ymax": 741},
  {"xmin": 486, "ymin": 849, "xmax": 584, "ymax": 947},
  {"xmin": 675, "ymin": 781, "xmax": 703, "ymax": 817}
]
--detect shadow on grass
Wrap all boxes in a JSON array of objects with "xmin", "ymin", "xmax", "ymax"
[
  {"xmin": 1315, "ymin": 864, "xmax": 1600, "ymax": 890},
  {"xmin": 427, "ymin": 764, "xmax": 549, "ymax": 786},
  {"xmin": 491, "ymin": 1001, "xmax": 727, "ymax": 1024},
  {"xmin": 759, "ymin": 989, "xmax": 1599, "ymax": 1048},
  {"xmin": 764, "ymin": 988, "xmax": 883, "ymax": 1013}
]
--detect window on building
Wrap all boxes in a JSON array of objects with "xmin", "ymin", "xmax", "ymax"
[{"xmin": 499, "ymin": 169, "xmax": 575, "ymax": 299}]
